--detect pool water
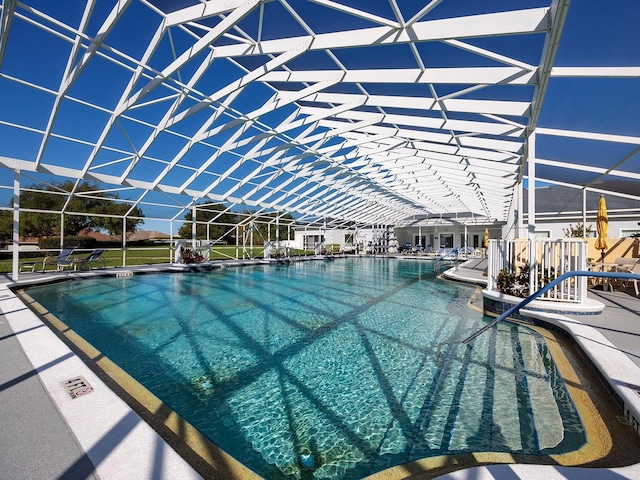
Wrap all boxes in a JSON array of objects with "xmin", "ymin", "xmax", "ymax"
[{"xmin": 27, "ymin": 258, "xmax": 585, "ymax": 479}]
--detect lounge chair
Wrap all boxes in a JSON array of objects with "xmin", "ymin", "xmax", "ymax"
[
  {"xmin": 72, "ymin": 249, "xmax": 107, "ymax": 270},
  {"xmin": 627, "ymin": 262, "xmax": 640, "ymax": 296},
  {"xmin": 614, "ymin": 257, "xmax": 638, "ymax": 271},
  {"xmin": 461, "ymin": 246, "xmax": 474, "ymax": 256},
  {"xmin": 19, "ymin": 259, "xmax": 38, "ymax": 273},
  {"xmin": 615, "ymin": 261, "xmax": 640, "ymax": 296},
  {"xmin": 41, "ymin": 246, "xmax": 76, "ymax": 272}
]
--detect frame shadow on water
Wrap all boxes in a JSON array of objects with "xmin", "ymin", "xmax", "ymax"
[{"xmin": 23, "ymin": 259, "xmax": 587, "ymax": 480}]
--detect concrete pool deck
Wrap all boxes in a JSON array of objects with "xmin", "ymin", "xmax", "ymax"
[{"xmin": 1, "ymin": 257, "xmax": 640, "ymax": 479}]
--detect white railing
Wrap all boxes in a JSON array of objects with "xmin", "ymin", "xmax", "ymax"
[{"xmin": 487, "ymin": 238, "xmax": 587, "ymax": 304}]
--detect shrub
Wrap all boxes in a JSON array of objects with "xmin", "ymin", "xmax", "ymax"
[
  {"xmin": 180, "ymin": 247, "xmax": 204, "ymax": 264},
  {"xmin": 496, "ymin": 263, "xmax": 556, "ymax": 298}
]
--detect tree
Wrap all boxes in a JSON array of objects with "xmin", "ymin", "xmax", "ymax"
[
  {"xmin": 563, "ymin": 223, "xmax": 593, "ymax": 238},
  {"xmin": 91, "ymin": 202, "xmax": 144, "ymax": 237},
  {"xmin": 177, "ymin": 206, "xmax": 295, "ymax": 244},
  {"xmin": 250, "ymin": 212, "xmax": 295, "ymax": 243},
  {"xmin": 2, "ymin": 180, "xmax": 145, "ymax": 239},
  {"xmin": 63, "ymin": 181, "xmax": 145, "ymax": 236},
  {"xmin": 0, "ymin": 210, "xmax": 12, "ymax": 247},
  {"xmin": 19, "ymin": 186, "xmax": 65, "ymax": 238},
  {"xmin": 177, "ymin": 203, "xmax": 239, "ymax": 242}
]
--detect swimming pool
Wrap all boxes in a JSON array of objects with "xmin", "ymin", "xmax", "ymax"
[{"xmin": 26, "ymin": 258, "xmax": 585, "ymax": 479}]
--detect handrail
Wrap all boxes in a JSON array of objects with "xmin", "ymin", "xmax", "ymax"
[
  {"xmin": 461, "ymin": 270, "xmax": 640, "ymax": 344},
  {"xmin": 435, "ymin": 248, "xmax": 459, "ymax": 261}
]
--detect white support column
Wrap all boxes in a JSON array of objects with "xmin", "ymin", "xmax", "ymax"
[
  {"xmin": 323, "ymin": 219, "xmax": 326, "ymax": 246},
  {"xmin": 249, "ymin": 220, "xmax": 253, "ymax": 258},
  {"xmin": 122, "ymin": 217, "xmax": 127, "ymax": 266},
  {"xmin": 487, "ymin": 239, "xmax": 494, "ymax": 290},
  {"xmin": 385, "ymin": 224, "xmax": 388, "ymax": 254},
  {"xmin": 170, "ymin": 221, "xmax": 174, "ymax": 263},
  {"xmin": 527, "ymin": 131, "xmax": 536, "ymax": 239},
  {"xmin": 12, "ymin": 166, "xmax": 20, "ymax": 281},
  {"xmin": 250, "ymin": 220, "xmax": 254, "ymax": 258},
  {"xmin": 355, "ymin": 226, "xmax": 359, "ymax": 254},
  {"xmin": 528, "ymin": 238, "xmax": 536, "ymax": 297},
  {"xmin": 235, "ymin": 225, "xmax": 239, "ymax": 259},
  {"xmin": 582, "ymin": 189, "xmax": 587, "ymax": 239},
  {"xmin": 579, "ymin": 240, "xmax": 588, "ymax": 301},
  {"xmin": 503, "ymin": 188, "xmax": 516, "ymax": 241},
  {"xmin": 464, "ymin": 224, "xmax": 468, "ymax": 252},
  {"xmin": 191, "ymin": 204, "xmax": 197, "ymax": 249},
  {"xmin": 517, "ymin": 182, "xmax": 524, "ymax": 238}
]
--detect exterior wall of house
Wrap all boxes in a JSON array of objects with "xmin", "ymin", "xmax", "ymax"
[
  {"xmin": 291, "ymin": 227, "xmax": 388, "ymax": 252},
  {"xmin": 292, "ymin": 225, "xmax": 502, "ymax": 253},
  {"xmin": 393, "ymin": 225, "xmax": 498, "ymax": 252},
  {"xmin": 292, "ymin": 223, "xmax": 640, "ymax": 258},
  {"xmin": 290, "ymin": 228, "xmax": 355, "ymax": 251},
  {"xmin": 585, "ymin": 236, "xmax": 640, "ymax": 262}
]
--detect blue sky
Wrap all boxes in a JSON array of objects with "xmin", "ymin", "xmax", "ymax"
[{"xmin": 0, "ymin": 0, "xmax": 638, "ymax": 234}]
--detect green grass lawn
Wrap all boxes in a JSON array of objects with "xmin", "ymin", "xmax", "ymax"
[{"xmin": 0, "ymin": 245, "xmax": 311, "ymax": 273}]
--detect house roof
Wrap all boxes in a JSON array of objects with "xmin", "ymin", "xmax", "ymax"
[{"xmin": 525, "ymin": 182, "xmax": 640, "ymax": 220}]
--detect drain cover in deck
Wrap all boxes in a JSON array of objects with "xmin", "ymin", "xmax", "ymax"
[{"xmin": 62, "ymin": 376, "xmax": 94, "ymax": 399}]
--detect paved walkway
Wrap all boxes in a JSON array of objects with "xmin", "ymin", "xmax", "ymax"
[
  {"xmin": 1, "ymin": 258, "xmax": 640, "ymax": 479},
  {"xmin": 566, "ymin": 288, "xmax": 640, "ymax": 367},
  {"xmin": 0, "ymin": 309, "xmax": 99, "ymax": 480}
]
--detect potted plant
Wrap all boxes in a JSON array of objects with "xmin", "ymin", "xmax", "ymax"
[{"xmin": 180, "ymin": 247, "xmax": 204, "ymax": 264}]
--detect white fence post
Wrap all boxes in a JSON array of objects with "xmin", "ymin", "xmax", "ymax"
[{"xmin": 488, "ymin": 238, "xmax": 587, "ymax": 304}]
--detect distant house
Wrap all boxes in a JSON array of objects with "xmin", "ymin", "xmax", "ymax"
[
  {"xmin": 79, "ymin": 229, "xmax": 116, "ymax": 242},
  {"xmin": 124, "ymin": 230, "xmax": 171, "ymax": 242}
]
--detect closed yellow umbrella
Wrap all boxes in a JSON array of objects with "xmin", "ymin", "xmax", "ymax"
[
  {"xmin": 483, "ymin": 228, "xmax": 489, "ymax": 258},
  {"xmin": 594, "ymin": 194, "xmax": 609, "ymax": 261}
]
